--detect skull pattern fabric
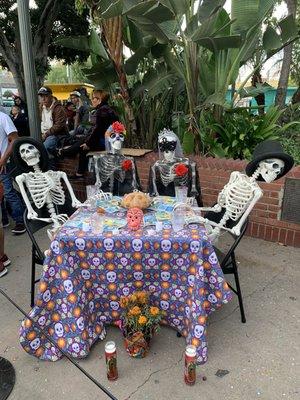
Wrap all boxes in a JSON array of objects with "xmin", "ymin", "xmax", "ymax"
[{"xmin": 20, "ymin": 203, "xmax": 232, "ymax": 364}]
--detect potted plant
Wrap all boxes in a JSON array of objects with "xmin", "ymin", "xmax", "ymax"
[{"xmin": 120, "ymin": 291, "xmax": 162, "ymax": 358}]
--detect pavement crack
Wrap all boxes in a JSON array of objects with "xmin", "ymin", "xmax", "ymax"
[{"xmin": 123, "ymin": 352, "xmax": 184, "ymax": 400}]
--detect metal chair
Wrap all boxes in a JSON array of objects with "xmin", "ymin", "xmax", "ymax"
[
  {"xmin": 24, "ymin": 198, "xmax": 76, "ymax": 307},
  {"xmin": 204, "ymin": 208, "xmax": 249, "ymax": 323}
]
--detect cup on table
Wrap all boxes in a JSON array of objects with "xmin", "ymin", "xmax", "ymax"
[{"xmin": 171, "ymin": 209, "xmax": 185, "ymax": 232}]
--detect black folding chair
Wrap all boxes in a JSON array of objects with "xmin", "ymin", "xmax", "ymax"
[
  {"xmin": 24, "ymin": 198, "xmax": 76, "ymax": 307},
  {"xmin": 204, "ymin": 208, "xmax": 249, "ymax": 323}
]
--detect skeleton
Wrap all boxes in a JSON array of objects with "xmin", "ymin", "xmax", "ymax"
[
  {"xmin": 89, "ymin": 123, "xmax": 139, "ymax": 195},
  {"xmin": 194, "ymin": 158, "xmax": 285, "ymax": 242},
  {"xmin": 149, "ymin": 129, "xmax": 200, "ymax": 203},
  {"xmin": 15, "ymin": 142, "xmax": 82, "ymax": 238}
]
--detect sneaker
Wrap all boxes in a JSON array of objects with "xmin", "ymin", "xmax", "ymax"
[
  {"xmin": 0, "ymin": 254, "xmax": 11, "ymax": 267},
  {"xmin": 11, "ymin": 223, "xmax": 26, "ymax": 235},
  {"xmin": 0, "ymin": 262, "xmax": 8, "ymax": 278}
]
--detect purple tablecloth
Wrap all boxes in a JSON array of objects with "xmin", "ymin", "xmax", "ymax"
[{"xmin": 20, "ymin": 204, "xmax": 232, "ymax": 363}]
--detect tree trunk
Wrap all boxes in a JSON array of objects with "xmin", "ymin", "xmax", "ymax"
[
  {"xmin": 275, "ymin": 0, "xmax": 297, "ymax": 108},
  {"xmin": 291, "ymin": 86, "xmax": 300, "ymax": 104}
]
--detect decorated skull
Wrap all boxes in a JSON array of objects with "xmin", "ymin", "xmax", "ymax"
[
  {"xmin": 161, "ymin": 271, "xmax": 170, "ymax": 281},
  {"xmin": 133, "ymin": 271, "xmax": 143, "ymax": 281},
  {"xmin": 76, "ymin": 317, "xmax": 84, "ymax": 331},
  {"xmin": 120, "ymin": 257, "xmax": 128, "ymax": 266},
  {"xmin": 106, "ymin": 271, "xmax": 116, "ymax": 283},
  {"xmin": 51, "ymin": 240, "xmax": 60, "ymax": 255},
  {"xmin": 122, "ymin": 286, "xmax": 130, "ymax": 296},
  {"xmin": 147, "ymin": 258, "xmax": 156, "ymax": 267},
  {"xmin": 61, "ymin": 303, "xmax": 68, "ymax": 314},
  {"xmin": 132, "ymin": 238, "xmax": 143, "ymax": 252},
  {"xmin": 161, "ymin": 239, "xmax": 172, "ymax": 252},
  {"xmin": 209, "ymin": 275, "xmax": 217, "ymax": 284},
  {"xmin": 106, "ymin": 122, "xmax": 126, "ymax": 154},
  {"xmin": 208, "ymin": 293, "xmax": 217, "ymax": 304},
  {"xmin": 176, "ymin": 257, "xmax": 184, "ymax": 267},
  {"xmin": 97, "ymin": 287, "xmax": 104, "ymax": 295},
  {"xmin": 68, "ymin": 256, "xmax": 74, "ymax": 267},
  {"xmin": 54, "ymin": 322, "xmax": 64, "ymax": 337},
  {"xmin": 81, "ymin": 270, "xmax": 91, "ymax": 280},
  {"xmin": 89, "ymin": 301, "xmax": 94, "ymax": 313},
  {"xmin": 43, "ymin": 289, "xmax": 51, "ymax": 303},
  {"xmin": 259, "ymin": 158, "xmax": 285, "ymax": 183},
  {"xmin": 190, "ymin": 240, "xmax": 200, "ymax": 253},
  {"xmin": 194, "ymin": 324, "xmax": 204, "ymax": 339},
  {"xmin": 187, "ymin": 275, "xmax": 195, "ymax": 287},
  {"xmin": 75, "ymin": 238, "xmax": 85, "ymax": 251},
  {"xmin": 174, "ymin": 288, "xmax": 182, "ymax": 298},
  {"xmin": 160, "ymin": 300, "xmax": 169, "ymax": 310},
  {"xmin": 63, "ymin": 279, "xmax": 73, "ymax": 294},
  {"xmin": 72, "ymin": 343, "xmax": 80, "ymax": 353},
  {"xmin": 38, "ymin": 316, "xmax": 46, "ymax": 326},
  {"xmin": 103, "ymin": 238, "xmax": 114, "ymax": 251},
  {"xmin": 19, "ymin": 143, "xmax": 40, "ymax": 166},
  {"xmin": 127, "ymin": 208, "xmax": 144, "ymax": 231},
  {"xmin": 92, "ymin": 257, "xmax": 101, "ymax": 267},
  {"xmin": 110, "ymin": 301, "xmax": 119, "ymax": 311},
  {"xmin": 158, "ymin": 129, "xmax": 180, "ymax": 162},
  {"xmin": 48, "ymin": 266, "xmax": 55, "ymax": 277},
  {"xmin": 30, "ymin": 338, "xmax": 41, "ymax": 351},
  {"xmin": 209, "ymin": 253, "xmax": 218, "ymax": 265}
]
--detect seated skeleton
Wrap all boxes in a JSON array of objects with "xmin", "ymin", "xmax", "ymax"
[
  {"xmin": 148, "ymin": 129, "xmax": 202, "ymax": 206},
  {"xmin": 89, "ymin": 122, "xmax": 141, "ymax": 196},
  {"xmin": 194, "ymin": 140, "xmax": 294, "ymax": 242},
  {"xmin": 12, "ymin": 137, "xmax": 82, "ymax": 238}
]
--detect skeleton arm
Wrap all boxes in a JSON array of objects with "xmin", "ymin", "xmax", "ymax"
[
  {"xmin": 150, "ymin": 162, "xmax": 159, "ymax": 196},
  {"xmin": 230, "ymin": 187, "xmax": 263, "ymax": 236},
  {"xmin": 58, "ymin": 171, "xmax": 83, "ymax": 208},
  {"xmin": 15, "ymin": 174, "xmax": 52, "ymax": 222}
]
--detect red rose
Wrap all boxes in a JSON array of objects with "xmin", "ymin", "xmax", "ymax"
[
  {"xmin": 112, "ymin": 121, "xmax": 126, "ymax": 133},
  {"xmin": 122, "ymin": 159, "xmax": 132, "ymax": 171},
  {"xmin": 174, "ymin": 163, "xmax": 188, "ymax": 177}
]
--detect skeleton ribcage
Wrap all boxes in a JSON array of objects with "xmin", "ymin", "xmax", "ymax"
[
  {"xmin": 218, "ymin": 175, "xmax": 254, "ymax": 221},
  {"xmin": 94, "ymin": 155, "xmax": 126, "ymax": 185},
  {"xmin": 26, "ymin": 172, "xmax": 65, "ymax": 209},
  {"xmin": 158, "ymin": 161, "xmax": 189, "ymax": 187}
]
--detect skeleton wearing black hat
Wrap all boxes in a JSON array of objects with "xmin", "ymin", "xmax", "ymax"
[{"xmin": 195, "ymin": 140, "xmax": 294, "ymax": 242}]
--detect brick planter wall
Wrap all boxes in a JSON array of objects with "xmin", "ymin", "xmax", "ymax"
[{"xmin": 58, "ymin": 152, "xmax": 300, "ymax": 247}]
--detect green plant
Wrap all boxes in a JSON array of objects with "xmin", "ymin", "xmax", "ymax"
[{"xmin": 199, "ymin": 106, "xmax": 300, "ymax": 160}]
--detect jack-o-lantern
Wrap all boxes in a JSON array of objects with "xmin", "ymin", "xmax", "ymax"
[{"xmin": 127, "ymin": 208, "xmax": 144, "ymax": 230}]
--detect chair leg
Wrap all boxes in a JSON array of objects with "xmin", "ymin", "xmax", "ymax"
[
  {"xmin": 30, "ymin": 246, "xmax": 36, "ymax": 308},
  {"xmin": 231, "ymin": 253, "xmax": 246, "ymax": 323}
]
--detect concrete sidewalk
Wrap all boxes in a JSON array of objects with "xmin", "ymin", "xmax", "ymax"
[{"xmin": 0, "ymin": 228, "xmax": 299, "ymax": 400}]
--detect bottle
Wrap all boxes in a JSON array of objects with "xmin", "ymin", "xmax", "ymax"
[
  {"xmin": 105, "ymin": 341, "xmax": 118, "ymax": 381},
  {"xmin": 184, "ymin": 345, "xmax": 197, "ymax": 385}
]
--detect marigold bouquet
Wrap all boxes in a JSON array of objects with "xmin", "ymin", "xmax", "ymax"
[{"xmin": 120, "ymin": 291, "xmax": 162, "ymax": 357}]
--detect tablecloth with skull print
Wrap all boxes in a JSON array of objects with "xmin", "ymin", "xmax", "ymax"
[{"xmin": 20, "ymin": 202, "xmax": 232, "ymax": 364}]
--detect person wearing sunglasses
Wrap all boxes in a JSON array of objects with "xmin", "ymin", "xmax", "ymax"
[{"xmin": 61, "ymin": 90, "xmax": 119, "ymax": 179}]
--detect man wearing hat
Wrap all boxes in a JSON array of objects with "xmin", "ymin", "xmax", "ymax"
[
  {"xmin": 38, "ymin": 86, "xmax": 68, "ymax": 163},
  {"xmin": 70, "ymin": 90, "xmax": 89, "ymax": 134}
]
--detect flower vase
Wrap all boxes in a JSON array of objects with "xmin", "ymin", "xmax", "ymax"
[{"xmin": 124, "ymin": 331, "xmax": 150, "ymax": 358}]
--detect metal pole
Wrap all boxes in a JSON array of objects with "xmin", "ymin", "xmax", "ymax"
[{"xmin": 17, "ymin": 0, "xmax": 40, "ymax": 141}]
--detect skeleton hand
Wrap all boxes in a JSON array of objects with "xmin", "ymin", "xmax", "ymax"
[
  {"xmin": 230, "ymin": 225, "xmax": 241, "ymax": 237},
  {"xmin": 72, "ymin": 199, "xmax": 83, "ymax": 208},
  {"xmin": 51, "ymin": 214, "xmax": 68, "ymax": 227}
]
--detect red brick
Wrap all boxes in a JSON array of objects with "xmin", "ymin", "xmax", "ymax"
[
  {"xmin": 271, "ymin": 228, "xmax": 279, "ymax": 242},
  {"xmin": 268, "ymin": 213, "xmax": 278, "ymax": 220},
  {"xmin": 258, "ymin": 224, "xmax": 266, "ymax": 239},
  {"xmin": 265, "ymin": 225, "xmax": 272, "ymax": 240},
  {"xmin": 260, "ymin": 197, "xmax": 279, "ymax": 205},
  {"xmin": 294, "ymin": 232, "xmax": 300, "ymax": 247},
  {"xmin": 278, "ymin": 229, "xmax": 287, "ymax": 245},
  {"xmin": 286, "ymin": 230, "xmax": 295, "ymax": 246},
  {"xmin": 252, "ymin": 223, "xmax": 259, "ymax": 237}
]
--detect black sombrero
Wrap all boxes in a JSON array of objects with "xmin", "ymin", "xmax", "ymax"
[
  {"xmin": 0, "ymin": 357, "xmax": 15, "ymax": 399},
  {"xmin": 245, "ymin": 140, "xmax": 294, "ymax": 181},
  {"xmin": 12, "ymin": 137, "xmax": 49, "ymax": 174}
]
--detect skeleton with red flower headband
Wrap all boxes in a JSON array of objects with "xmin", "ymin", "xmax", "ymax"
[
  {"xmin": 148, "ymin": 129, "xmax": 202, "ymax": 206},
  {"xmin": 89, "ymin": 122, "xmax": 141, "ymax": 195}
]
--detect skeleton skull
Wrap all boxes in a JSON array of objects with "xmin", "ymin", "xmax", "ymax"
[
  {"xmin": 48, "ymin": 266, "xmax": 55, "ymax": 277},
  {"xmin": 97, "ymin": 287, "xmax": 104, "ymax": 295},
  {"xmin": 19, "ymin": 143, "xmax": 40, "ymax": 166},
  {"xmin": 43, "ymin": 289, "xmax": 51, "ymax": 303},
  {"xmin": 174, "ymin": 288, "xmax": 182, "ymax": 298},
  {"xmin": 187, "ymin": 275, "xmax": 195, "ymax": 287},
  {"xmin": 209, "ymin": 253, "xmax": 218, "ymax": 265},
  {"xmin": 158, "ymin": 132, "xmax": 177, "ymax": 162},
  {"xmin": 61, "ymin": 303, "xmax": 68, "ymax": 314},
  {"xmin": 209, "ymin": 275, "xmax": 217, "ymax": 284},
  {"xmin": 259, "ymin": 158, "xmax": 285, "ymax": 183},
  {"xmin": 208, "ymin": 293, "xmax": 217, "ymax": 304},
  {"xmin": 76, "ymin": 317, "xmax": 84, "ymax": 331},
  {"xmin": 51, "ymin": 240, "xmax": 60, "ymax": 255},
  {"xmin": 120, "ymin": 257, "xmax": 128, "ymax": 266},
  {"xmin": 148, "ymin": 258, "xmax": 156, "ymax": 267},
  {"xmin": 92, "ymin": 257, "xmax": 101, "ymax": 267},
  {"xmin": 38, "ymin": 316, "xmax": 46, "ymax": 326},
  {"xmin": 176, "ymin": 257, "xmax": 184, "ymax": 267},
  {"xmin": 108, "ymin": 131, "xmax": 125, "ymax": 153},
  {"xmin": 122, "ymin": 287, "xmax": 130, "ymax": 296}
]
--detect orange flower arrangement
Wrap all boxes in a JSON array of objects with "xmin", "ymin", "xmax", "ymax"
[{"xmin": 120, "ymin": 291, "xmax": 162, "ymax": 357}]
